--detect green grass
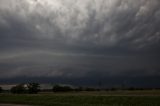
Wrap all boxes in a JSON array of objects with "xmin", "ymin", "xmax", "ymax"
[{"xmin": 0, "ymin": 91, "xmax": 160, "ymax": 106}]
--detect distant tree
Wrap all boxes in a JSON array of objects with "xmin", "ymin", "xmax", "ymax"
[
  {"xmin": 128, "ymin": 87, "xmax": 136, "ymax": 91},
  {"xmin": 110, "ymin": 87, "xmax": 117, "ymax": 91},
  {"xmin": 75, "ymin": 86, "xmax": 83, "ymax": 92},
  {"xmin": 10, "ymin": 84, "xmax": 27, "ymax": 94},
  {"xmin": 27, "ymin": 83, "xmax": 40, "ymax": 94},
  {"xmin": 0, "ymin": 87, "xmax": 2, "ymax": 93},
  {"xmin": 105, "ymin": 88, "xmax": 110, "ymax": 91},
  {"xmin": 85, "ymin": 87, "xmax": 96, "ymax": 91},
  {"xmin": 53, "ymin": 84, "xmax": 73, "ymax": 92}
]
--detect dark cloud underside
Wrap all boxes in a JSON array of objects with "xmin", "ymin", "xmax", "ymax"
[{"xmin": 0, "ymin": 0, "xmax": 160, "ymax": 85}]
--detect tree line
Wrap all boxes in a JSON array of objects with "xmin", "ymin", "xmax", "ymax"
[
  {"xmin": 0, "ymin": 83, "xmax": 40, "ymax": 94},
  {"xmin": 10, "ymin": 83, "xmax": 40, "ymax": 94},
  {"xmin": 0, "ymin": 83, "xmax": 160, "ymax": 94}
]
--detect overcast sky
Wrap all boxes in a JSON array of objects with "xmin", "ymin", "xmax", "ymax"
[{"xmin": 0, "ymin": 0, "xmax": 160, "ymax": 86}]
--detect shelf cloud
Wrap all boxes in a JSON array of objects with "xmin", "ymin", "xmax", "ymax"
[{"xmin": 0, "ymin": 0, "xmax": 160, "ymax": 85}]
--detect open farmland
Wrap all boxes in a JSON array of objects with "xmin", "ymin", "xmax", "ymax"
[{"xmin": 0, "ymin": 91, "xmax": 160, "ymax": 106}]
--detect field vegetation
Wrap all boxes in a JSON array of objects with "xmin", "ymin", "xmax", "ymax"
[
  {"xmin": 0, "ymin": 91, "xmax": 160, "ymax": 106},
  {"xmin": 0, "ymin": 84, "xmax": 160, "ymax": 106}
]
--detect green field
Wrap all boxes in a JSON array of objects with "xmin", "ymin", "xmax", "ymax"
[{"xmin": 0, "ymin": 91, "xmax": 160, "ymax": 106}]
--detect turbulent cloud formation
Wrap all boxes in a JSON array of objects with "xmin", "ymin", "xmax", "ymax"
[{"xmin": 0, "ymin": 0, "xmax": 160, "ymax": 85}]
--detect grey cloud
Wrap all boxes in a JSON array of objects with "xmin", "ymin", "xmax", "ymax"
[
  {"xmin": 0, "ymin": 0, "xmax": 160, "ymax": 80},
  {"xmin": 0, "ymin": 0, "xmax": 160, "ymax": 48}
]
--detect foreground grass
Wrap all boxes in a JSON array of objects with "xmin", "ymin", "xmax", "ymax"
[{"xmin": 0, "ymin": 91, "xmax": 160, "ymax": 106}]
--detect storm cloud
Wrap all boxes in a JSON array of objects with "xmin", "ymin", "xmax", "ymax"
[{"xmin": 0, "ymin": 0, "xmax": 160, "ymax": 86}]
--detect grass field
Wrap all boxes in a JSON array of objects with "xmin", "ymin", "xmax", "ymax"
[{"xmin": 0, "ymin": 91, "xmax": 160, "ymax": 106}]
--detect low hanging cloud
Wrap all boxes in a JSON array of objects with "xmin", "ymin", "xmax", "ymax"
[{"xmin": 0, "ymin": 0, "xmax": 160, "ymax": 81}]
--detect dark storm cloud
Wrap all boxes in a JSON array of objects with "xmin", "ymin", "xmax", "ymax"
[{"xmin": 0, "ymin": 0, "xmax": 160, "ymax": 81}]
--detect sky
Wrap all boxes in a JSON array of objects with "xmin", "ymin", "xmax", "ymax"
[{"xmin": 0, "ymin": 0, "xmax": 160, "ymax": 87}]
